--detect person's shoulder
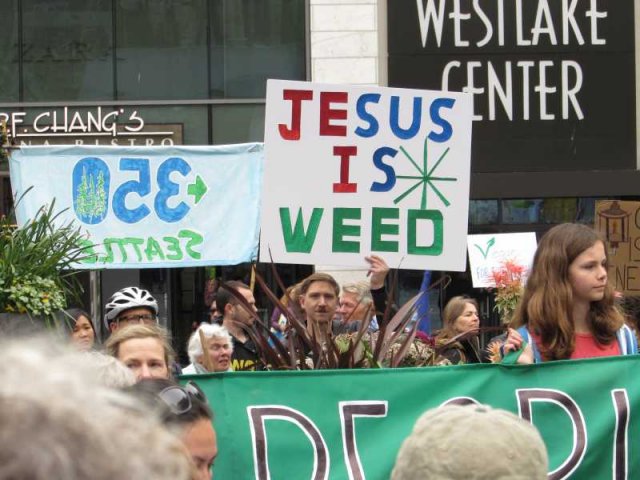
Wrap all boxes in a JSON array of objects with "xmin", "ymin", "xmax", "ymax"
[
  {"xmin": 616, "ymin": 323, "xmax": 639, "ymax": 355},
  {"xmin": 182, "ymin": 363, "xmax": 197, "ymax": 374},
  {"xmin": 436, "ymin": 344, "xmax": 464, "ymax": 365}
]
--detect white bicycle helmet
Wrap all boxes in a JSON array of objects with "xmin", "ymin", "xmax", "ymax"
[{"xmin": 104, "ymin": 286, "xmax": 158, "ymax": 329}]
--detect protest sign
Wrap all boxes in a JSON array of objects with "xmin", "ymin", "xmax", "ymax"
[
  {"xmin": 467, "ymin": 232, "xmax": 537, "ymax": 288},
  {"xmin": 259, "ymin": 80, "xmax": 473, "ymax": 271},
  {"xmin": 9, "ymin": 144, "xmax": 263, "ymax": 268},
  {"xmin": 185, "ymin": 356, "xmax": 640, "ymax": 479},
  {"xmin": 595, "ymin": 200, "xmax": 640, "ymax": 295}
]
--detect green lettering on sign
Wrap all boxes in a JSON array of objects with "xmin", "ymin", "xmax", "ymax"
[
  {"xmin": 408, "ymin": 209, "xmax": 443, "ymax": 255},
  {"xmin": 179, "ymin": 229, "xmax": 203, "ymax": 260},
  {"xmin": 279, "ymin": 207, "xmax": 323, "ymax": 253},
  {"xmin": 124, "ymin": 237, "xmax": 145, "ymax": 262},
  {"xmin": 371, "ymin": 208, "xmax": 399, "ymax": 252},
  {"xmin": 110, "ymin": 238, "xmax": 128, "ymax": 263},
  {"xmin": 333, "ymin": 208, "xmax": 361, "ymax": 253},
  {"xmin": 145, "ymin": 237, "xmax": 165, "ymax": 261},
  {"xmin": 77, "ymin": 239, "xmax": 97, "ymax": 264},
  {"xmin": 163, "ymin": 236, "xmax": 183, "ymax": 261},
  {"xmin": 99, "ymin": 239, "xmax": 115, "ymax": 263}
]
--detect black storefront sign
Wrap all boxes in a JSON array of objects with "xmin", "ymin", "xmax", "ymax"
[{"xmin": 388, "ymin": 0, "xmax": 636, "ymax": 174}]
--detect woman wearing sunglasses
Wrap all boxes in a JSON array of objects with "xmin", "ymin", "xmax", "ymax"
[{"xmin": 129, "ymin": 379, "xmax": 218, "ymax": 480}]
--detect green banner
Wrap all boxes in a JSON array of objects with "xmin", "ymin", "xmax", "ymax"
[{"xmin": 183, "ymin": 356, "xmax": 640, "ymax": 479}]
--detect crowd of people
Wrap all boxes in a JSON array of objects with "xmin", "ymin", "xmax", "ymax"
[{"xmin": 2, "ymin": 222, "xmax": 638, "ymax": 478}]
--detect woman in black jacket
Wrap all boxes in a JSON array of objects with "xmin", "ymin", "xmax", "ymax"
[{"xmin": 434, "ymin": 296, "xmax": 483, "ymax": 365}]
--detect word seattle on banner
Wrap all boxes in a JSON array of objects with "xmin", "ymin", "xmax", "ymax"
[{"xmin": 9, "ymin": 145, "xmax": 263, "ymax": 269}]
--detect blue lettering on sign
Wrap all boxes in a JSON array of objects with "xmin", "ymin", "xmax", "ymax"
[
  {"xmin": 75, "ymin": 156, "xmax": 195, "ymax": 225},
  {"xmin": 155, "ymin": 157, "xmax": 191, "ymax": 223},
  {"xmin": 354, "ymin": 93, "xmax": 381, "ymax": 138},
  {"xmin": 72, "ymin": 157, "xmax": 110, "ymax": 225},
  {"xmin": 112, "ymin": 158, "xmax": 152, "ymax": 224},
  {"xmin": 428, "ymin": 98, "xmax": 455, "ymax": 143},
  {"xmin": 390, "ymin": 96, "xmax": 422, "ymax": 140},
  {"xmin": 370, "ymin": 147, "xmax": 398, "ymax": 192}
]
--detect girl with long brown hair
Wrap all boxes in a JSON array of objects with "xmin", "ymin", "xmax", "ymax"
[{"xmin": 504, "ymin": 223, "xmax": 637, "ymax": 363}]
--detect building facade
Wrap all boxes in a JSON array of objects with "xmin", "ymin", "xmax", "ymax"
[
  {"xmin": 0, "ymin": 0, "xmax": 309, "ymax": 354},
  {"xmin": 2, "ymin": 0, "xmax": 639, "ymax": 347}
]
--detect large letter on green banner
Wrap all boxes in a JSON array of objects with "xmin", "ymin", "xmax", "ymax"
[{"xmin": 183, "ymin": 357, "xmax": 640, "ymax": 479}]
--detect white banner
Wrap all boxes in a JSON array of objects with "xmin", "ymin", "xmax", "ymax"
[
  {"xmin": 259, "ymin": 80, "xmax": 473, "ymax": 270},
  {"xmin": 9, "ymin": 144, "xmax": 263, "ymax": 268}
]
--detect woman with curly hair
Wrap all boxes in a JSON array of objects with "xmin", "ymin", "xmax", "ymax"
[{"xmin": 503, "ymin": 223, "xmax": 638, "ymax": 363}]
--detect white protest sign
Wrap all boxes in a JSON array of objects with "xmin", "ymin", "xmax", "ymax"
[
  {"xmin": 9, "ymin": 144, "xmax": 263, "ymax": 268},
  {"xmin": 259, "ymin": 80, "xmax": 473, "ymax": 270},
  {"xmin": 467, "ymin": 232, "xmax": 538, "ymax": 288}
]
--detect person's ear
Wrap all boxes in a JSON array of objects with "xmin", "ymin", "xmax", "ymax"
[{"xmin": 109, "ymin": 322, "xmax": 117, "ymax": 333}]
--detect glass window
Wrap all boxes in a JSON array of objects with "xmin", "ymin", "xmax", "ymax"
[
  {"xmin": 211, "ymin": 104, "xmax": 265, "ymax": 144},
  {"xmin": 469, "ymin": 200, "xmax": 498, "ymax": 225},
  {"xmin": 210, "ymin": 0, "xmax": 306, "ymax": 98},
  {"xmin": 116, "ymin": 0, "xmax": 208, "ymax": 100},
  {"xmin": 22, "ymin": 0, "xmax": 113, "ymax": 101},
  {"xmin": 0, "ymin": 0, "xmax": 19, "ymax": 101},
  {"xmin": 130, "ymin": 106, "xmax": 209, "ymax": 145},
  {"xmin": 576, "ymin": 198, "xmax": 598, "ymax": 224},
  {"xmin": 541, "ymin": 198, "xmax": 577, "ymax": 224},
  {"xmin": 0, "ymin": 176, "xmax": 13, "ymax": 217},
  {"xmin": 501, "ymin": 199, "xmax": 543, "ymax": 224}
]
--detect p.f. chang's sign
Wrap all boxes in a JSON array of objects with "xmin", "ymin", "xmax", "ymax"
[{"xmin": 0, "ymin": 107, "xmax": 182, "ymax": 146}]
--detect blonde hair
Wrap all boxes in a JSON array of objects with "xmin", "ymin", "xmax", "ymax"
[
  {"xmin": 81, "ymin": 351, "xmax": 136, "ymax": 388},
  {"xmin": 105, "ymin": 324, "xmax": 175, "ymax": 369},
  {"xmin": 512, "ymin": 223, "xmax": 623, "ymax": 360},
  {"xmin": 341, "ymin": 281, "xmax": 373, "ymax": 305}
]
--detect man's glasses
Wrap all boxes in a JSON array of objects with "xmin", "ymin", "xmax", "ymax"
[
  {"xmin": 158, "ymin": 381, "xmax": 208, "ymax": 415},
  {"xmin": 117, "ymin": 313, "xmax": 157, "ymax": 325}
]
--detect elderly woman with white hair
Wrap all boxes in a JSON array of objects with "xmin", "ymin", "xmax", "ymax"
[{"xmin": 183, "ymin": 323, "xmax": 234, "ymax": 374}]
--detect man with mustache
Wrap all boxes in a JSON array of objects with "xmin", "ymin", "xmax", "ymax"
[{"xmin": 298, "ymin": 272, "xmax": 340, "ymax": 347}]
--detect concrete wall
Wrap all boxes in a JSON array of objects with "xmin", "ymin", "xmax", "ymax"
[{"xmin": 308, "ymin": 0, "xmax": 387, "ymax": 285}]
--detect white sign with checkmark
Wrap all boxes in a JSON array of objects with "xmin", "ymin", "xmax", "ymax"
[{"xmin": 467, "ymin": 232, "xmax": 537, "ymax": 288}]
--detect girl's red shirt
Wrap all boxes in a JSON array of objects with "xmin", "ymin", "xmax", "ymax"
[{"xmin": 530, "ymin": 331, "xmax": 620, "ymax": 360}]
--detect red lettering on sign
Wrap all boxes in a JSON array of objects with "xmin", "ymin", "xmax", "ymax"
[
  {"xmin": 279, "ymin": 89, "xmax": 313, "ymax": 140},
  {"xmin": 333, "ymin": 146, "xmax": 358, "ymax": 193},
  {"xmin": 320, "ymin": 91, "xmax": 348, "ymax": 136}
]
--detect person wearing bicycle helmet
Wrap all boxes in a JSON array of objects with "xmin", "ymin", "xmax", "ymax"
[{"xmin": 104, "ymin": 286, "xmax": 159, "ymax": 333}]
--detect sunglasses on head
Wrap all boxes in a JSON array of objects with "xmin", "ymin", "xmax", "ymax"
[{"xmin": 158, "ymin": 381, "xmax": 208, "ymax": 415}]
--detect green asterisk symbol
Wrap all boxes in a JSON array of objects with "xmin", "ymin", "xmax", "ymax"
[{"xmin": 393, "ymin": 137, "xmax": 457, "ymax": 210}]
